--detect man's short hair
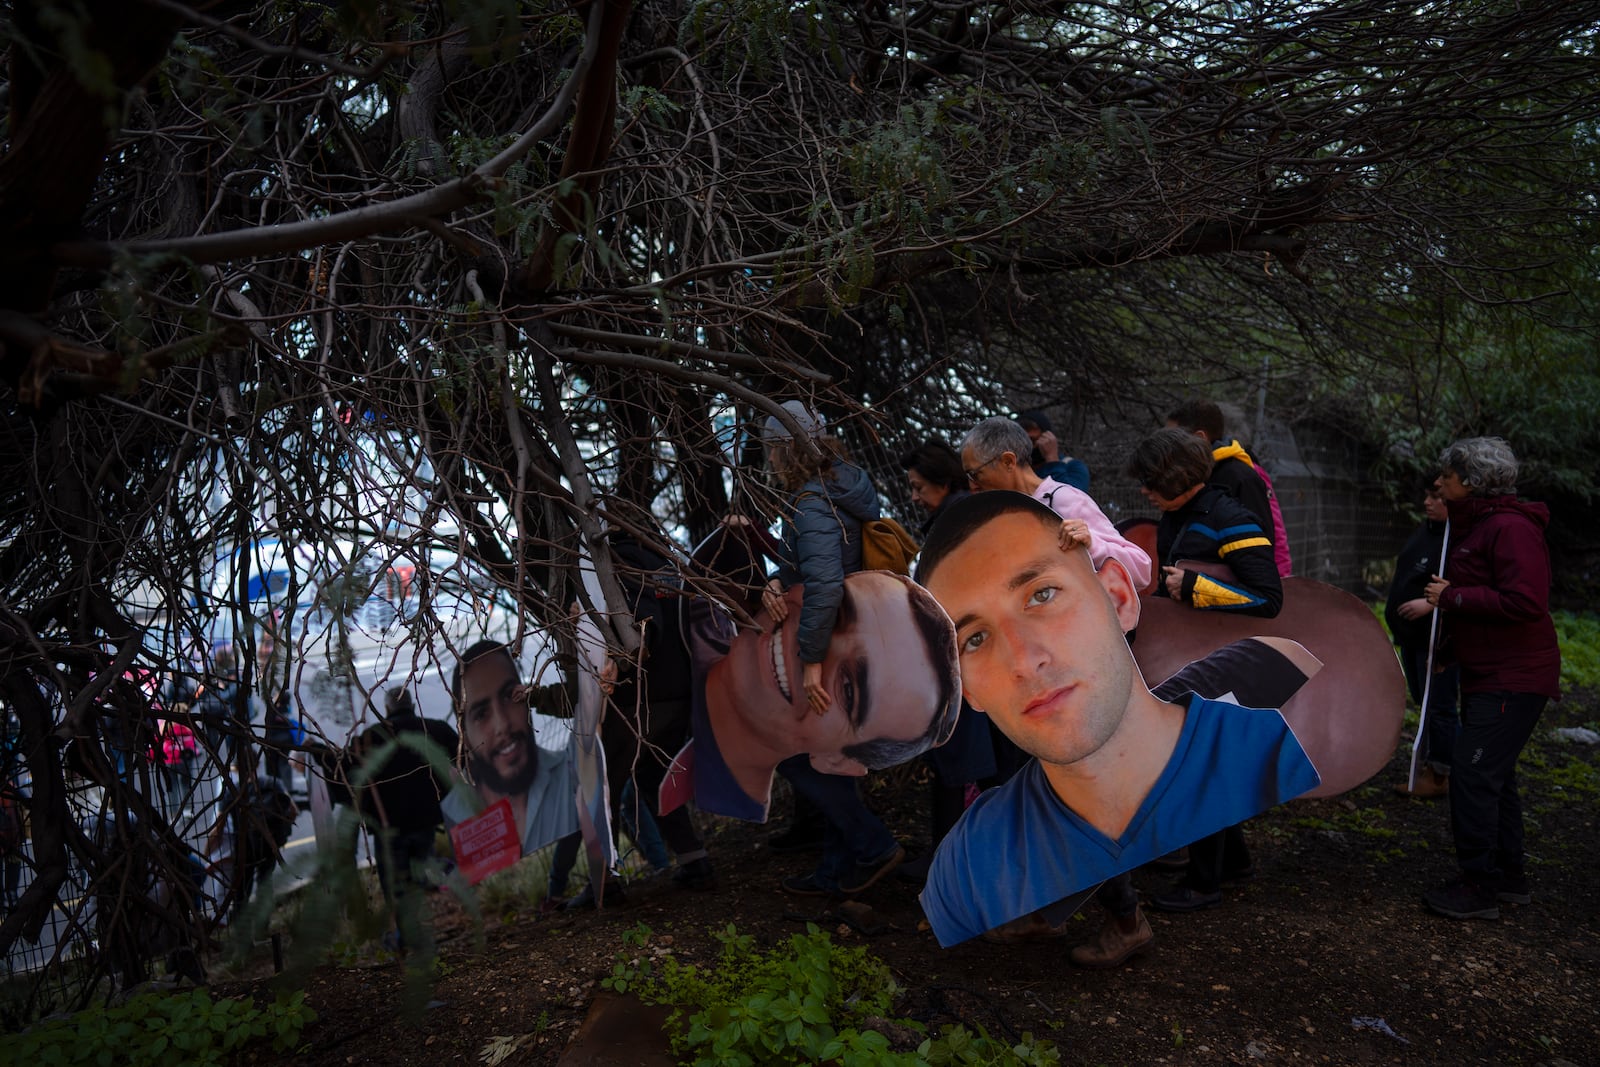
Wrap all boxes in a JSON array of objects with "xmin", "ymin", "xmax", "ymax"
[
  {"xmin": 1166, "ymin": 398, "xmax": 1226, "ymax": 442},
  {"xmin": 915, "ymin": 490, "xmax": 1062, "ymax": 589},
  {"xmin": 839, "ymin": 579, "xmax": 962, "ymax": 769},
  {"xmin": 384, "ymin": 687, "xmax": 415, "ymax": 719},
  {"xmin": 899, "ymin": 439, "xmax": 965, "ymax": 494},
  {"xmin": 1439, "ymin": 436, "xmax": 1519, "ymax": 496},
  {"xmin": 451, "ymin": 640, "xmax": 519, "ymax": 712},
  {"xmin": 1127, "ymin": 428, "xmax": 1213, "ymax": 500},
  {"xmin": 959, "ymin": 417, "xmax": 1032, "ymax": 466}
]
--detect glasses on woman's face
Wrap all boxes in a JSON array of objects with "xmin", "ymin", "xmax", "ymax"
[{"xmin": 963, "ymin": 454, "xmax": 1002, "ymax": 485}]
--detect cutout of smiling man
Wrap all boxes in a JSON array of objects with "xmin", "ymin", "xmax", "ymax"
[
  {"xmin": 914, "ymin": 492, "xmax": 1319, "ymax": 947},
  {"xmin": 442, "ymin": 640, "xmax": 580, "ymax": 857},
  {"xmin": 661, "ymin": 569, "xmax": 963, "ymax": 822}
]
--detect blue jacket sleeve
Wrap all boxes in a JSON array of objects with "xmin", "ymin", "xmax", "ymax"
[{"xmin": 1035, "ymin": 459, "xmax": 1090, "ymax": 492}]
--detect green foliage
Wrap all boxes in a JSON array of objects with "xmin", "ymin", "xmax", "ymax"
[
  {"xmin": 1555, "ymin": 611, "xmax": 1600, "ymax": 693},
  {"xmin": 1, "ymin": 988, "xmax": 314, "ymax": 1066},
  {"xmin": 623, "ymin": 84, "xmax": 683, "ymax": 126},
  {"xmin": 1291, "ymin": 803, "xmax": 1399, "ymax": 843},
  {"xmin": 1519, "ymin": 743, "xmax": 1600, "ymax": 802},
  {"xmin": 682, "ymin": 0, "xmax": 835, "ymax": 79},
  {"xmin": 609, "ymin": 923, "xmax": 1058, "ymax": 1066}
]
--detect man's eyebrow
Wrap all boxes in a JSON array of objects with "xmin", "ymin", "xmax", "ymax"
[
  {"xmin": 1006, "ymin": 560, "xmax": 1055, "ymax": 592},
  {"xmin": 850, "ymin": 657, "xmax": 870, "ymax": 730},
  {"xmin": 948, "ymin": 556, "xmax": 1061, "ymax": 633}
]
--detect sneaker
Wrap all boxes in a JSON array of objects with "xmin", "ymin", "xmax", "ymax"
[
  {"xmin": 1069, "ymin": 908, "xmax": 1155, "ymax": 969},
  {"xmin": 838, "ymin": 845, "xmax": 906, "ymax": 895},
  {"xmin": 780, "ymin": 872, "xmax": 836, "ymax": 897},
  {"xmin": 767, "ymin": 824, "xmax": 827, "ymax": 854},
  {"xmin": 981, "ymin": 909, "xmax": 1070, "ymax": 944},
  {"xmin": 1149, "ymin": 885, "xmax": 1223, "ymax": 913},
  {"xmin": 671, "ymin": 857, "xmax": 717, "ymax": 891},
  {"xmin": 1423, "ymin": 876, "xmax": 1498, "ymax": 920},
  {"xmin": 1496, "ymin": 873, "xmax": 1532, "ymax": 906},
  {"xmin": 1393, "ymin": 767, "xmax": 1450, "ymax": 799}
]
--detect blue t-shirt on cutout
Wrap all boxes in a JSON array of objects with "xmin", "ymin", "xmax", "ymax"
[{"xmin": 920, "ymin": 694, "xmax": 1318, "ymax": 947}]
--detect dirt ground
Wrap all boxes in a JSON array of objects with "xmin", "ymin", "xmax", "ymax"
[{"xmin": 227, "ymin": 691, "xmax": 1600, "ymax": 1067}]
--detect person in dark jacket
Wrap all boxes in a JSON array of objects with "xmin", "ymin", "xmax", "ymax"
[
  {"xmin": 761, "ymin": 401, "xmax": 906, "ymax": 897},
  {"xmin": 1128, "ymin": 429, "xmax": 1283, "ymax": 618},
  {"xmin": 263, "ymin": 691, "xmax": 296, "ymax": 794},
  {"xmin": 342, "ymin": 687, "xmax": 459, "ymax": 945},
  {"xmin": 1386, "ymin": 485, "xmax": 1459, "ymax": 798},
  {"xmin": 1167, "ymin": 398, "xmax": 1292, "ymax": 577},
  {"xmin": 1014, "ymin": 410, "xmax": 1091, "ymax": 491},
  {"xmin": 1421, "ymin": 437, "xmax": 1560, "ymax": 921},
  {"xmin": 1128, "ymin": 428, "xmax": 1281, "ymax": 916},
  {"xmin": 896, "ymin": 439, "xmax": 1028, "ymax": 888},
  {"xmin": 901, "ymin": 439, "xmax": 970, "ymax": 536},
  {"xmin": 194, "ymin": 648, "xmax": 250, "ymax": 767},
  {"xmin": 599, "ymin": 528, "xmax": 715, "ymax": 892}
]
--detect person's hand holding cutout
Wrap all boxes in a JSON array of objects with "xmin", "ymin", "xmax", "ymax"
[
  {"xmin": 803, "ymin": 661, "xmax": 830, "ymax": 715},
  {"xmin": 1057, "ymin": 519, "xmax": 1091, "ymax": 552}
]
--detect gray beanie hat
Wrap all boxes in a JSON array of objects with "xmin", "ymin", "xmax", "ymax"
[{"xmin": 760, "ymin": 400, "xmax": 826, "ymax": 444}]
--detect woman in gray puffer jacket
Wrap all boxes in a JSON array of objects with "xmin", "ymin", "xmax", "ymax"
[
  {"xmin": 759, "ymin": 402, "xmax": 905, "ymax": 897},
  {"xmin": 762, "ymin": 412, "xmax": 881, "ymax": 709}
]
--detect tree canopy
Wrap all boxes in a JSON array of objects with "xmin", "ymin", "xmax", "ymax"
[{"xmin": 2, "ymin": 0, "xmax": 1598, "ymax": 995}]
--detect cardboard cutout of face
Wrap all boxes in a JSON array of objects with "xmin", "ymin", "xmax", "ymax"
[
  {"xmin": 914, "ymin": 495, "xmax": 1390, "ymax": 945},
  {"xmin": 661, "ymin": 570, "xmax": 962, "ymax": 822},
  {"xmin": 443, "ymin": 648, "xmax": 581, "ymax": 879}
]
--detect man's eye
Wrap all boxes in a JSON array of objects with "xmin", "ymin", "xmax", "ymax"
[
  {"xmin": 841, "ymin": 674, "xmax": 855, "ymax": 721},
  {"xmin": 1029, "ymin": 586, "xmax": 1058, "ymax": 606},
  {"xmin": 960, "ymin": 630, "xmax": 987, "ymax": 655}
]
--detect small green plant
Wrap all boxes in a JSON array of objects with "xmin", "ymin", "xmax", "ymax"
[
  {"xmin": 1554, "ymin": 611, "xmax": 1600, "ymax": 693},
  {"xmin": 610, "ymin": 923, "xmax": 1058, "ymax": 1066},
  {"xmin": 1, "ymin": 987, "xmax": 315, "ymax": 1066}
]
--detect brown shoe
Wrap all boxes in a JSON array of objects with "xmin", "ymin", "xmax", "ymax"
[
  {"xmin": 1069, "ymin": 907, "xmax": 1154, "ymax": 969},
  {"xmin": 981, "ymin": 909, "xmax": 1071, "ymax": 944},
  {"xmin": 1393, "ymin": 766, "xmax": 1450, "ymax": 798}
]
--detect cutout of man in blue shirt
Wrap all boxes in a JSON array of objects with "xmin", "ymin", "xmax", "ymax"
[{"xmin": 915, "ymin": 491, "xmax": 1319, "ymax": 946}]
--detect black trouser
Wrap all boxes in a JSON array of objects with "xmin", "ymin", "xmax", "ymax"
[
  {"xmin": 1184, "ymin": 824, "xmax": 1250, "ymax": 894},
  {"xmin": 1450, "ymin": 690, "xmax": 1546, "ymax": 885},
  {"xmin": 375, "ymin": 825, "xmax": 438, "ymax": 907},
  {"xmin": 1400, "ymin": 642, "xmax": 1461, "ymax": 771},
  {"xmin": 1094, "ymin": 872, "xmax": 1139, "ymax": 919},
  {"xmin": 602, "ymin": 698, "xmax": 705, "ymax": 861}
]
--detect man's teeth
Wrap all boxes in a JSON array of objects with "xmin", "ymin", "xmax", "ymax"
[{"xmin": 771, "ymin": 634, "xmax": 792, "ymax": 701}]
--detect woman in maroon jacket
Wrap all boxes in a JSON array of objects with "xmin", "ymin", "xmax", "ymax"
[{"xmin": 1422, "ymin": 437, "xmax": 1561, "ymax": 921}]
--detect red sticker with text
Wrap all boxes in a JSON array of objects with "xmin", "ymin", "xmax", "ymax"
[{"xmin": 448, "ymin": 798, "xmax": 522, "ymax": 885}]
